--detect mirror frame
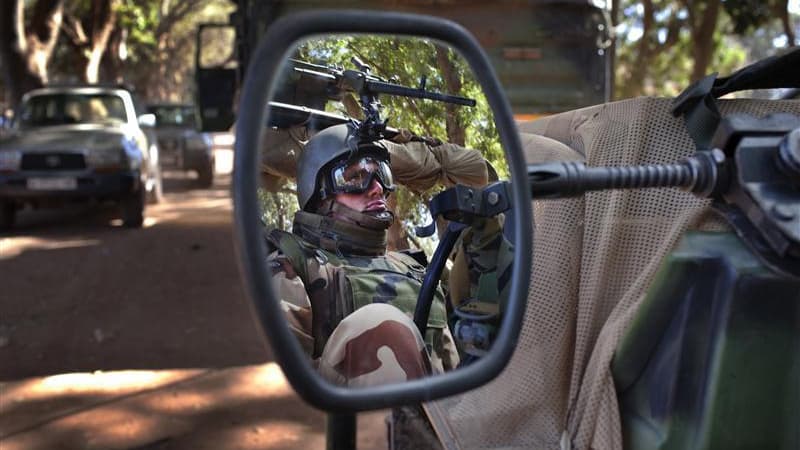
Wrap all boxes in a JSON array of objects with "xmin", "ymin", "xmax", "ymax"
[{"xmin": 233, "ymin": 9, "xmax": 532, "ymax": 412}]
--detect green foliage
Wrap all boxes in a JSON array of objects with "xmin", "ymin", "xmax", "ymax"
[
  {"xmin": 107, "ymin": 0, "xmax": 234, "ymax": 100},
  {"xmin": 614, "ymin": 0, "xmax": 794, "ymax": 98},
  {"xmin": 260, "ymin": 35, "xmax": 508, "ymax": 251},
  {"xmin": 293, "ymin": 35, "xmax": 505, "ymax": 176},
  {"xmin": 723, "ymin": 0, "xmax": 774, "ymax": 34},
  {"xmin": 117, "ymin": 1, "xmax": 159, "ymax": 56},
  {"xmin": 259, "ymin": 181, "xmax": 298, "ymax": 231}
]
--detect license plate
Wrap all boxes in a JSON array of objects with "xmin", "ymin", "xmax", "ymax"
[
  {"xmin": 160, "ymin": 154, "xmax": 179, "ymax": 167},
  {"xmin": 27, "ymin": 177, "xmax": 78, "ymax": 190}
]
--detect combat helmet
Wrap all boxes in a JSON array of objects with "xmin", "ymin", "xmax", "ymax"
[{"xmin": 297, "ymin": 123, "xmax": 394, "ymax": 211}]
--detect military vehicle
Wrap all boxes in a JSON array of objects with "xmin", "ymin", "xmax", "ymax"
[
  {"xmin": 194, "ymin": 0, "xmax": 613, "ymax": 132},
  {"xmin": 146, "ymin": 103, "xmax": 215, "ymax": 187},
  {"xmin": 226, "ymin": 8, "xmax": 799, "ymax": 450}
]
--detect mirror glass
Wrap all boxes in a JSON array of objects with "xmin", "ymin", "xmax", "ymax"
[{"xmin": 257, "ymin": 34, "xmax": 515, "ymax": 388}]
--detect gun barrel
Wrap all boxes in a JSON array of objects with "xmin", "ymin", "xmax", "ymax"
[
  {"xmin": 267, "ymin": 101, "xmax": 405, "ymax": 138},
  {"xmin": 367, "ymin": 80, "xmax": 476, "ymax": 106},
  {"xmin": 294, "ymin": 67, "xmax": 338, "ymax": 82}
]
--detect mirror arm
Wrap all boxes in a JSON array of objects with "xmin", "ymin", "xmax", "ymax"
[
  {"xmin": 327, "ymin": 412, "xmax": 356, "ymax": 450},
  {"xmin": 413, "ymin": 221, "xmax": 467, "ymax": 336}
]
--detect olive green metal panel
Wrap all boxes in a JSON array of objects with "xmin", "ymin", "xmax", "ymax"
[
  {"xmin": 612, "ymin": 232, "xmax": 800, "ymax": 450},
  {"xmin": 236, "ymin": 0, "xmax": 610, "ymax": 115}
]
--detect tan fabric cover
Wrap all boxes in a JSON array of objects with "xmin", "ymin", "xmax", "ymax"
[
  {"xmin": 259, "ymin": 129, "xmax": 489, "ymax": 191},
  {"xmin": 426, "ymin": 97, "xmax": 800, "ymax": 450}
]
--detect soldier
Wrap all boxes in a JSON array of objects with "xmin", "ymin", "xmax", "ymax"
[{"xmin": 266, "ymin": 123, "xmax": 460, "ymax": 387}]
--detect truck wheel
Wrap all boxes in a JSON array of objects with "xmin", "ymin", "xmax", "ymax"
[
  {"xmin": 146, "ymin": 166, "xmax": 164, "ymax": 204},
  {"xmin": 120, "ymin": 188, "xmax": 145, "ymax": 228},
  {"xmin": 197, "ymin": 161, "xmax": 214, "ymax": 188},
  {"xmin": 0, "ymin": 202, "xmax": 16, "ymax": 231}
]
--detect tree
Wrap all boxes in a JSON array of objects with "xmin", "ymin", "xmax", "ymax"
[
  {"xmin": 724, "ymin": 0, "xmax": 797, "ymax": 46},
  {"xmin": 59, "ymin": 0, "xmax": 119, "ymax": 83},
  {"xmin": 0, "ymin": 0, "xmax": 64, "ymax": 108},
  {"xmin": 614, "ymin": 0, "xmax": 797, "ymax": 98},
  {"xmin": 262, "ymin": 36, "xmax": 506, "ymax": 251},
  {"xmin": 39, "ymin": 0, "xmax": 233, "ymax": 101},
  {"xmin": 115, "ymin": 0, "xmax": 228, "ymax": 102}
]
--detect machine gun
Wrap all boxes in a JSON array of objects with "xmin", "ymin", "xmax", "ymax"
[{"xmin": 268, "ymin": 57, "xmax": 476, "ymax": 142}]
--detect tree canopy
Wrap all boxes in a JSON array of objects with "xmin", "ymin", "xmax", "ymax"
[
  {"xmin": 613, "ymin": 0, "xmax": 798, "ymax": 98},
  {"xmin": 261, "ymin": 36, "xmax": 506, "ymax": 252},
  {"xmin": 1, "ymin": 0, "xmax": 234, "ymax": 108},
  {"xmin": 1, "ymin": 1, "xmax": 796, "ymax": 107}
]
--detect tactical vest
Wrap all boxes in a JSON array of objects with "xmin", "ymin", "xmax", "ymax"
[{"xmin": 268, "ymin": 229, "xmax": 448, "ymax": 357}]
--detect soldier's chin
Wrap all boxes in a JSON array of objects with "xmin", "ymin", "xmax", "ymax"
[{"xmin": 366, "ymin": 209, "xmax": 393, "ymax": 221}]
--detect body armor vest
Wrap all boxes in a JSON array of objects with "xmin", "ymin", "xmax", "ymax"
[{"xmin": 268, "ymin": 228, "xmax": 448, "ymax": 357}]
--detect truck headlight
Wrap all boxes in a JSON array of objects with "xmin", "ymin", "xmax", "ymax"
[
  {"xmin": 121, "ymin": 138, "xmax": 142, "ymax": 170},
  {"xmin": 212, "ymin": 132, "xmax": 234, "ymax": 147},
  {"xmin": 86, "ymin": 148, "xmax": 124, "ymax": 169},
  {"xmin": 0, "ymin": 150, "xmax": 22, "ymax": 171},
  {"xmin": 185, "ymin": 134, "xmax": 212, "ymax": 152}
]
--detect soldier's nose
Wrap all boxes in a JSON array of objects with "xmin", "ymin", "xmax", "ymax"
[{"xmin": 367, "ymin": 178, "xmax": 383, "ymax": 197}]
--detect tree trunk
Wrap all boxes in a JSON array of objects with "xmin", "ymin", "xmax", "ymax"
[
  {"xmin": 101, "ymin": 27, "xmax": 126, "ymax": 83},
  {"xmin": 687, "ymin": 0, "xmax": 721, "ymax": 82},
  {"xmin": 774, "ymin": 0, "xmax": 796, "ymax": 46},
  {"xmin": 0, "ymin": 0, "xmax": 64, "ymax": 108},
  {"xmin": 620, "ymin": 0, "xmax": 654, "ymax": 97},
  {"xmin": 85, "ymin": 0, "xmax": 118, "ymax": 83},
  {"xmin": 435, "ymin": 44, "xmax": 466, "ymax": 147}
]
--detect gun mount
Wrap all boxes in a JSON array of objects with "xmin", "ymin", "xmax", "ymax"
[
  {"xmin": 270, "ymin": 57, "xmax": 476, "ymax": 142},
  {"xmin": 525, "ymin": 114, "xmax": 800, "ymax": 276}
]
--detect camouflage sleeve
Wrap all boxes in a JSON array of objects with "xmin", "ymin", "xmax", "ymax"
[
  {"xmin": 428, "ymin": 324, "xmax": 460, "ymax": 372},
  {"xmin": 449, "ymin": 214, "xmax": 513, "ymax": 312},
  {"xmin": 267, "ymin": 249, "xmax": 315, "ymax": 355},
  {"xmin": 447, "ymin": 214, "xmax": 514, "ymax": 359},
  {"xmin": 318, "ymin": 303, "xmax": 434, "ymax": 387}
]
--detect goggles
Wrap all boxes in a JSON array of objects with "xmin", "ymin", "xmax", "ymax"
[{"xmin": 325, "ymin": 155, "xmax": 396, "ymax": 196}]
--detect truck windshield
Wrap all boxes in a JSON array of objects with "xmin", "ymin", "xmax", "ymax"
[
  {"xmin": 148, "ymin": 105, "xmax": 197, "ymax": 127},
  {"xmin": 19, "ymin": 93, "xmax": 128, "ymax": 127}
]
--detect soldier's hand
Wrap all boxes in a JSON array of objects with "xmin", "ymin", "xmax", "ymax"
[{"xmin": 389, "ymin": 128, "xmax": 443, "ymax": 147}]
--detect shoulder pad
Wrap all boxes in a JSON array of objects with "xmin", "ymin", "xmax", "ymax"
[
  {"xmin": 266, "ymin": 229, "xmax": 316, "ymax": 283},
  {"xmin": 397, "ymin": 248, "xmax": 429, "ymax": 268}
]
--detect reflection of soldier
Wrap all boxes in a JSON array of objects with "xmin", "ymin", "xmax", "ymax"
[
  {"xmin": 448, "ymin": 213, "xmax": 513, "ymax": 364},
  {"xmin": 267, "ymin": 123, "xmax": 459, "ymax": 387}
]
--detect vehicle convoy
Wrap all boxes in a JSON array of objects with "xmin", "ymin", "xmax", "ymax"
[
  {"xmin": 146, "ymin": 103, "xmax": 215, "ymax": 187},
  {"xmin": 0, "ymin": 85, "xmax": 162, "ymax": 229},
  {"xmin": 227, "ymin": 9, "xmax": 800, "ymax": 450}
]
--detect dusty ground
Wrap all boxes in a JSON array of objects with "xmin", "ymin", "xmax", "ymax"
[{"xmin": 0, "ymin": 157, "xmax": 386, "ymax": 449}]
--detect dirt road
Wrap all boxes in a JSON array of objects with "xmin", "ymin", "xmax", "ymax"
[{"xmin": 0, "ymin": 166, "xmax": 386, "ymax": 449}]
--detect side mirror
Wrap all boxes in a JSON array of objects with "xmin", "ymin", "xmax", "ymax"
[
  {"xmin": 233, "ymin": 10, "xmax": 532, "ymax": 412},
  {"xmin": 137, "ymin": 113, "xmax": 156, "ymax": 128}
]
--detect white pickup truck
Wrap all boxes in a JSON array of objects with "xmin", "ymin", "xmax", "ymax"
[{"xmin": 0, "ymin": 85, "xmax": 163, "ymax": 229}]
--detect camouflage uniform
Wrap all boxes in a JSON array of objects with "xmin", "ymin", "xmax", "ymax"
[
  {"xmin": 447, "ymin": 215, "xmax": 514, "ymax": 360},
  {"xmin": 267, "ymin": 209, "xmax": 459, "ymax": 386}
]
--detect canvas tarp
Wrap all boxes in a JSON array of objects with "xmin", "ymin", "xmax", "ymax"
[{"xmin": 425, "ymin": 96, "xmax": 800, "ymax": 450}]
